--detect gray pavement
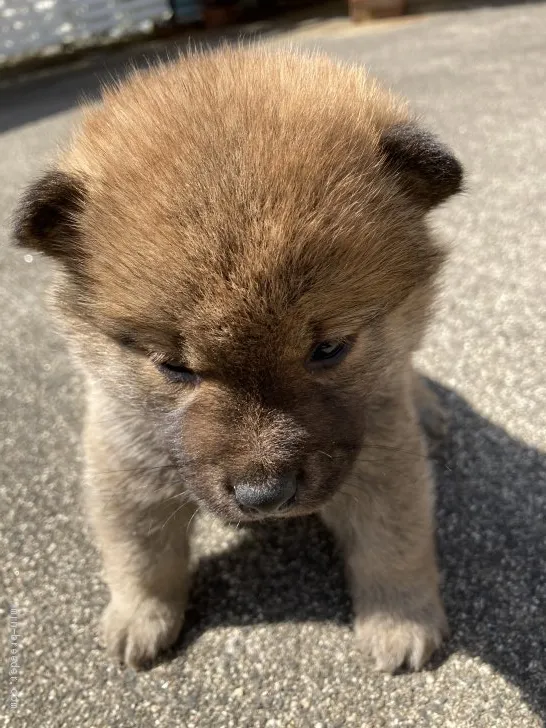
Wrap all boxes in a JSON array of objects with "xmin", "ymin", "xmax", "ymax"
[{"xmin": 1, "ymin": 3, "xmax": 546, "ymax": 726}]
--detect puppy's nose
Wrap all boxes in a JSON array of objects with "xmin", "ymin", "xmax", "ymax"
[{"xmin": 234, "ymin": 472, "xmax": 298, "ymax": 514}]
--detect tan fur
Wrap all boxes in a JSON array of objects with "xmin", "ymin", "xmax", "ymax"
[{"xmin": 13, "ymin": 46, "xmax": 463, "ymax": 671}]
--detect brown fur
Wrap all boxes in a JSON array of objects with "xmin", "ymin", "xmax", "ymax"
[{"xmin": 13, "ymin": 46, "xmax": 462, "ymax": 671}]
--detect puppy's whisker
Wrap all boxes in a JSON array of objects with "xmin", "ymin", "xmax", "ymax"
[
  {"xmin": 159, "ymin": 498, "xmax": 193, "ymax": 531},
  {"xmin": 334, "ymin": 491, "xmax": 362, "ymax": 506},
  {"xmin": 95, "ymin": 464, "xmax": 178, "ymax": 476},
  {"xmin": 93, "ymin": 454, "xmax": 213, "ymax": 476},
  {"xmin": 186, "ymin": 507, "xmax": 201, "ymax": 536},
  {"xmin": 362, "ymin": 444, "xmax": 435, "ymax": 461},
  {"xmin": 163, "ymin": 489, "xmax": 192, "ymax": 504},
  {"xmin": 321, "ymin": 440, "xmax": 434, "ymax": 462}
]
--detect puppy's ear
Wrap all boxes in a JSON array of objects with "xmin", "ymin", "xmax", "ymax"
[
  {"xmin": 380, "ymin": 122, "xmax": 463, "ymax": 210},
  {"xmin": 12, "ymin": 170, "xmax": 86, "ymax": 267}
]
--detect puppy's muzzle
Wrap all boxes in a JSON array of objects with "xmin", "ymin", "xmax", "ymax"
[{"xmin": 233, "ymin": 471, "xmax": 298, "ymax": 515}]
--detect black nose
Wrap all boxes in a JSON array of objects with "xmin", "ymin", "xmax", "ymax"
[{"xmin": 233, "ymin": 472, "xmax": 298, "ymax": 514}]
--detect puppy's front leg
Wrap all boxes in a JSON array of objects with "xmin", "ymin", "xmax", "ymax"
[
  {"xmin": 84, "ymin": 423, "xmax": 195, "ymax": 669},
  {"xmin": 321, "ymin": 395, "xmax": 448, "ymax": 672}
]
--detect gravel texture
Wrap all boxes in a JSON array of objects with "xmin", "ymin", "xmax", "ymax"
[{"xmin": 1, "ymin": 4, "xmax": 545, "ymax": 726}]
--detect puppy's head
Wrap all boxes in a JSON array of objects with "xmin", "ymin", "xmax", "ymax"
[{"xmin": 13, "ymin": 48, "xmax": 462, "ymax": 522}]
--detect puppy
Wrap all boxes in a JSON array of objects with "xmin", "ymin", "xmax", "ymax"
[{"xmin": 13, "ymin": 46, "xmax": 463, "ymax": 672}]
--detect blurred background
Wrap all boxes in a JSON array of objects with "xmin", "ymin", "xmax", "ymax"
[
  {"xmin": 1, "ymin": 1, "xmax": 545, "ymax": 727},
  {"xmin": 0, "ymin": 0, "xmax": 536, "ymax": 67}
]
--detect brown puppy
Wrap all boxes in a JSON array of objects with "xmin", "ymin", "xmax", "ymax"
[{"xmin": 13, "ymin": 46, "xmax": 462, "ymax": 672}]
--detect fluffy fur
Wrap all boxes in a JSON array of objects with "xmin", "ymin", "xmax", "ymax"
[{"xmin": 13, "ymin": 46, "xmax": 462, "ymax": 671}]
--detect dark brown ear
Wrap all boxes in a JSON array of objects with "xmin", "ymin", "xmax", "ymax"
[
  {"xmin": 12, "ymin": 170, "xmax": 86, "ymax": 265},
  {"xmin": 380, "ymin": 123, "xmax": 463, "ymax": 209}
]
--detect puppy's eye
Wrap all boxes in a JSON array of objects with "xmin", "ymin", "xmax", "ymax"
[
  {"xmin": 157, "ymin": 361, "xmax": 199, "ymax": 384},
  {"xmin": 308, "ymin": 340, "xmax": 351, "ymax": 369}
]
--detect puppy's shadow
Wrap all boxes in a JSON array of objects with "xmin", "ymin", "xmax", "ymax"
[{"xmin": 176, "ymin": 381, "xmax": 546, "ymax": 719}]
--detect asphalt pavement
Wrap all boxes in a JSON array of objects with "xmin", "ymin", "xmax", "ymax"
[{"xmin": 1, "ymin": 3, "xmax": 545, "ymax": 726}]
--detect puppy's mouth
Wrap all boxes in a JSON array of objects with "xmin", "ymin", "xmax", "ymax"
[
  {"xmin": 173, "ymin": 443, "xmax": 358, "ymax": 524},
  {"xmin": 185, "ymin": 476, "xmax": 327, "ymax": 525},
  {"xmin": 217, "ymin": 473, "xmax": 345, "ymax": 525}
]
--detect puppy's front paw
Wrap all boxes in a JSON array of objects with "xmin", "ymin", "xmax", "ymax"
[
  {"xmin": 100, "ymin": 597, "xmax": 184, "ymax": 669},
  {"xmin": 355, "ymin": 605, "xmax": 448, "ymax": 673}
]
